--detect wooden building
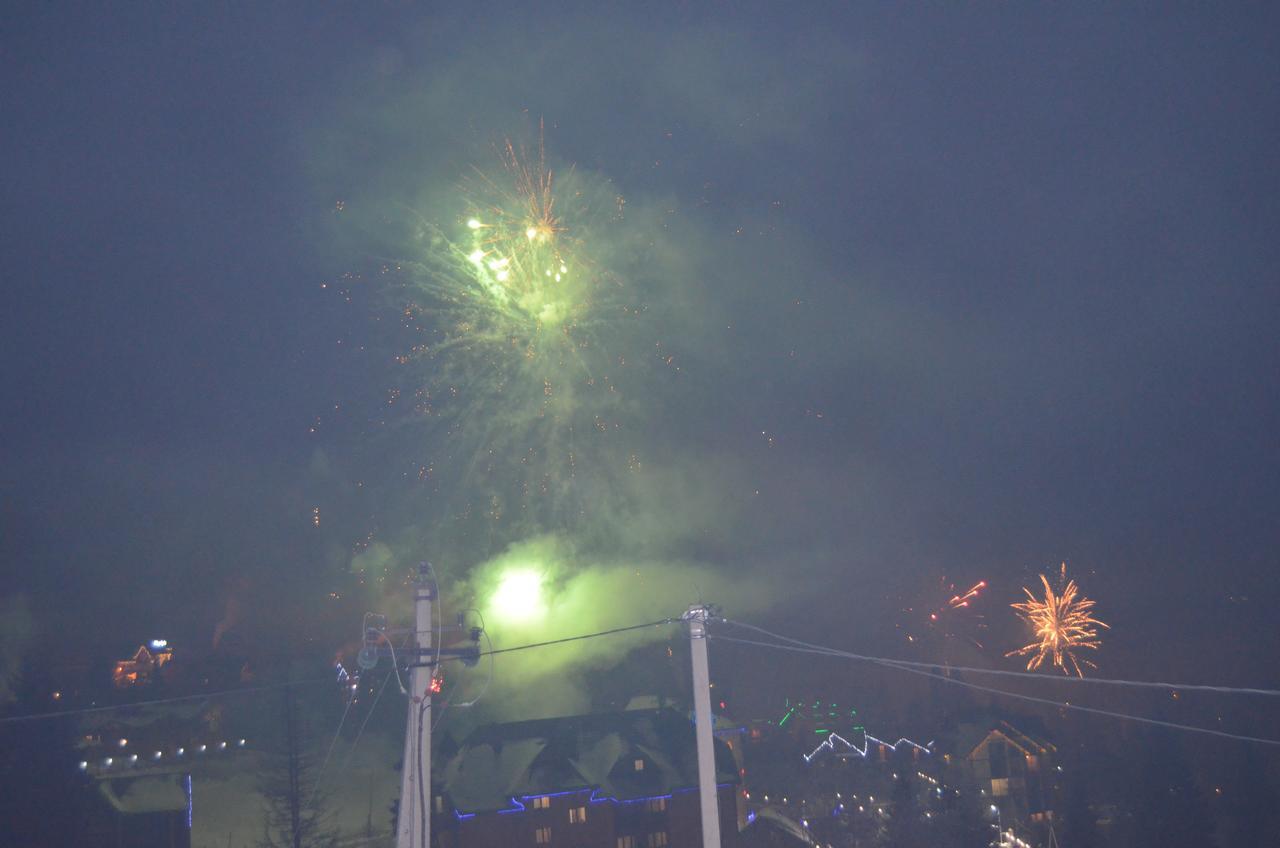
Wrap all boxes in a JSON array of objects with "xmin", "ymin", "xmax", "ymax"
[{"xmin": 431, "ymin": 707, "xmax": 743, "ymax": 848}]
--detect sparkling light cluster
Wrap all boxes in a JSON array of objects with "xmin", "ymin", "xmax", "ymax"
[
  {"xmin": 900, "ymin": 576, "xmax": 990, "ymax": 649},
  {"xmin": 1006, "ymin": 563, "xmax": 1108, "ymax": 677},
  {"xmin": 386, "ymin": 127, "xmax": 644, "ymax": 532}
]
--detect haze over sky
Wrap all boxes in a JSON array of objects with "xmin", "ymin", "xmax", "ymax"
[{"xmin": 2, "ymin": 3, "xmax": 1278, "ymax": 711}]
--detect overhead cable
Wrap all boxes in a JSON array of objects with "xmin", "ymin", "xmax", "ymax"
[
  {"xmin": 712, "ymin": 631, "xmax": 1280, "ymax": 747},
  {"xmin": 719, "ymin": 618, "xmax": 1280, "ymax": 697}
]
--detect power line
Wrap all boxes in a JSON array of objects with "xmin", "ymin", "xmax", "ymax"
[
  {"xmin": 719, "ymin": 618, "xmax": 1280, "ymax": 698},
  {"xmin": 0, "ymin": 677, "xmax": 332, "ymax": 726},
  {"xmin": 340, "ymin": 667, "xmax": 396, "ymax": 777},
  {"xmin": 712, "ymin": 632, "xmax": 1280, "ymax": 747},
  {"xmin": 309, "ymin": 680, "xmax": 359, "ymax": 808},
  {"xmin": 462, "ymin": 618, "xmax": 677, "ymax": 660},
  {"xmin": 2, "ymin": 619, "xmax": 675, "ymax": 726}
]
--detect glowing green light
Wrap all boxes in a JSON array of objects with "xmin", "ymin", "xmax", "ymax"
[
  {"xmin": 490, "ymin": 568, "xmax": 546, "ymax": 624},
  {"xmin": 526, "ymin": 226, "xmax": 538, "ymax": 240},
  {"xmin": 468, "ymin": 249, "xmax": 485, "ymax": 265},
  {"xmin": 467, "ymin": 218, "xmax": 482, "ymax": 230}
]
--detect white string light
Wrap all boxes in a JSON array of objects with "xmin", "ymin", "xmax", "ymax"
[{"xmin": 803, "ymin": 730, "xmax": 933, "ymax": 763}]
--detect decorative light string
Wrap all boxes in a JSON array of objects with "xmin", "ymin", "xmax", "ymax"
[{"xmin": 803, "ymin": 730, "xmax": 933, "ymax": 763}]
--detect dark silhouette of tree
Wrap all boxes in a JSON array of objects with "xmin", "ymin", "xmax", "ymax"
[
  {"xmin": 0, "ymin": 594, "xmax": 34, "ymax": 704},
  {"xmin": 257, "ymin": 683, "xmax": 340, "ymax": 848},
  {"xmin": 0, "ymin": 712, "xmax": 98, "ymax": 844},
  {"xmin": 880, "ymin": 771, "xmax": 930, "ymax": 847},
  {"xmin": 933, "ymin": 784, "xmax": 989, "ymax": 848},
  {"xmin": 1059, "ymin": 761, "xmax": 1098, "ymax": 848},
  {"xmin": 1121, "ymin": 731, "xmax": 1213, "ymax": 848},
  {"xmin": 1217, "ymin": 746, "xmax": 1278, "ymax": 845}
]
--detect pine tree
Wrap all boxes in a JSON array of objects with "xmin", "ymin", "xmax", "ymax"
[
  {"xmin": 257, "ymin": 684, "xmax": 341, "ymax": 848},
  {"xmin": 880, "ymin": 771, "xmax": 929, "ymax": 848}
]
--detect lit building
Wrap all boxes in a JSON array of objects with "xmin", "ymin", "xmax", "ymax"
[
  {"xmin": 112, "ymin": 642, "xmax": 174, "ymax": 688},
  {"xmin": 960, "ymin": 721, "xmax": 1058, "ymax": 828},
  {"xmin": 432, "ymin": 707, "xmax": 743, "ymax": 848}
]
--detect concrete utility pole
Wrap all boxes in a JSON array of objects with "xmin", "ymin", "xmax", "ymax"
[
  {"xmin": 397, "ymin": 563, "xmax": 434, "ymax": 848},
  {"xmin": 684, "ymin": 604, "xmax": 722, "ymax": 848}
]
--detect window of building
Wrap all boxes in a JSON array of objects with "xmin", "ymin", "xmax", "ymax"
[
  {"xmin": 645, "ymin": 797, "xmax": 667, "ymax": 812},
  {"xmin": 988, "ymin": 742, "xmax": 1009, "ymax": 778},
  {"xmin": 618, "ymin": 837, "xmax": 637, "ymax": 848},
  {"xmin": 569, "ymin": 806, "xmax": 587, "ymax": 824},
  {"xmin": 433, "ymin": 795, "xmax": 444, "ymax": 813},
  {"xmin": 634, "ymin": 758, "xmax": 645, "ymax": 771},
  {"xmin": 531, "ymin": 796, "xmax": 551, "ymax": 810},
  {"xmin": 647, "ymin": 832, "xmax": 669, "ymax": 847},
  {"xmin": 991, "ymin": 778, "xmax": 1009, "ymax": 797},
  {"xmin": 535, "ymin": 826, "xmax": 552, "ymax": 844}
]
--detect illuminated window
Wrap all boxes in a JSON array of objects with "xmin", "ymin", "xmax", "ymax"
[
  {"xmin": 645, "ymin": 797, "xmax": 667, "ymax": 812},
  {"xmin": 618, "ymin": 837, "xmax": 637, "ymax": 848},
  {"xmin": 569, "ymin": 806, "xmax": 587, "ymax": 824},
  {"xmin": 531, "ymin": 796, "xmax": 551, "ymax": 810},
  {"xmin": 647, "ymin": 833, "xmax": 669, "ymax": 847},
  {"xmin": 535, "ymin": 826, "xmax": 551, "ymax": 844},
  {"xmin": 434, "ymin": 796, "xmax": 444, "ymax": 813},
  {"xmin": 991, "ymin": 778, "xmax": 1010, "ymax": 797},
  {"xmin": 634, "ymin": 758, "xmax": 645, "ymax": 771}
]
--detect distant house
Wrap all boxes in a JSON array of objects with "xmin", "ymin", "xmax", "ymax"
[
  {"xmin": 432, "ymin": 707, "xmax": 743, "ymax": 848},
  {"xmin": 112, "ymin": 643, "xmax": 173, "ymax": 688},
  {"xmin": 960, "ymin": 720, "xmax": 1058, "ymax": 827}
]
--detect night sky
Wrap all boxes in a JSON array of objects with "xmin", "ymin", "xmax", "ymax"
[{"xmin": 3, "ymin": 1, "xmax": 1279, "ymax": 738}]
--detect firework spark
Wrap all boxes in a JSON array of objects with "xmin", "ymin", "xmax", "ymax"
[
  {"xmin": 899, "ymin": 577, "xmax": 989, "ymax": 649},
  {"xmin": 1006, "ymin": 563, "xmax": 1108, "ymax": 677},
  {"xmin": 384, "ymin": 125, "xmax": 648, "ymax": 540},
  {"xmin": 941, "ymin": 579, "xmax": 987, "ymax": 615}
]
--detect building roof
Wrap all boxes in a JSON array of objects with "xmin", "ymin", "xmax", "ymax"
[
  {"xmin": 960, "ymin": 720, "xmax": 1056, "ymax": 760},
  {"xmin": 98, "ymin": 775, "xmax": 189, "ymax": 814},
  {"xmin": 739, "ymin": 807, "xmax": 819, "ymax": 847},
  {"xmin": 438, "ymin": 707, "xmax": 740, "ymax": 813}
]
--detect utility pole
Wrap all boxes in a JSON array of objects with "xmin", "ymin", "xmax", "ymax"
[
  {"xmin": 684, "ymin": 604, "xmax": 722, "ymax": 848},
  {"xmin": 397, "ymin": 562, "xmax": 434, "ymax": 848}
]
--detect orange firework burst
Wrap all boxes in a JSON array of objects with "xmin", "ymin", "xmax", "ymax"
[{"xmin": 1007, "ymin": 563, "xmax": 1109, "ymax": 677}]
